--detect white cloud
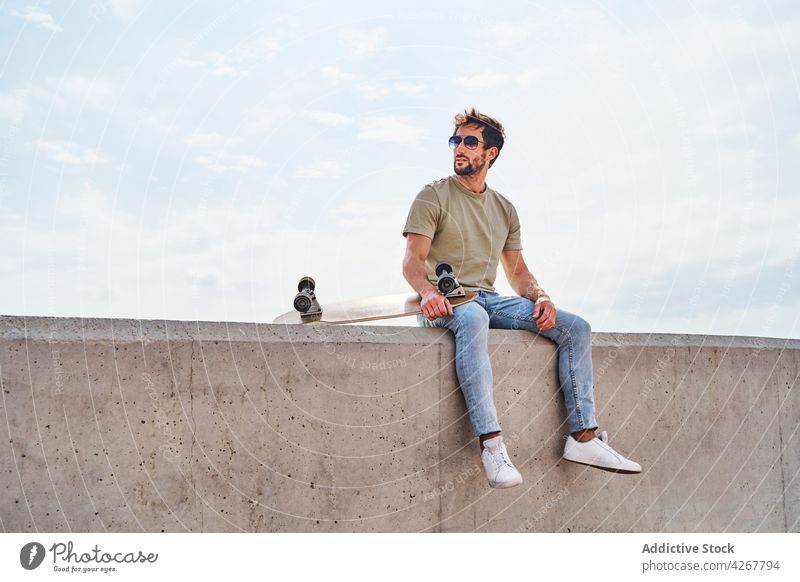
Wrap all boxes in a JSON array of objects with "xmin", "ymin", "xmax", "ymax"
[
  {"xmin": 455, "ymin": 73, "xmax": 509, "ymax": 89},
  {"xmin": 58, "ymin": 182, "xmax": 118, "ymax": 223},
  {"xmin": 515, "ymin": 68, "xmax": 548, "ymax": 89},
  {"xmin": 1, "ymin": 182, "xmax": 283, "ymax": 322},
  {"xmin": 57, "ymin": 76, "xmax": 115, "ymax": 109},
  {"xmin": 339, "ymin": 27, "xmax": 386, "ymax": 56},
  {"xmin": 175, "ymin": 57, "xmax": 204, "ymax": 68},
  {"xmin": 242, "ymin": 105, "xmax": 293, "ymax": 137},
  {"xmin": 394, "ymin": 82, "xmax": 425, "ymax": 96},
  {"xmin": 302, "ymin": 111, "xmax": 353, "ymax": 127},
  {"xmin": 207, "ymin": 51, "xmax": 238, "ymax": 76},
  {"xmin": 320, "ymin": 66, "xmax": 355, "ymax": 83},
  {"xmin": 184, "ymin": 132, "xmax": 240, "ymax": 148},
  {"xmin": 141, "ymin": 112, "xmax": 180, "ymax": 138},
  {"xmin": 36, "ymin": 140, "xmax": 108, "ymax": 165},
  {"xmin": 357, "ymin": 115, "xmax": 429, "ymax": 145},
  {"xmin": 297, "ymin": 160, "xmax": 348, "ymax": 178},
  {"xmin": 358, "ymin": 81, "xmax": 426, "ymax": 100},
  {"xmin": 0, "ymin": 88, "xmax": 31, "ymax": 122},
  {"xmin": 194, "ymin": 151, "xmax": 266, "ymax": 173},
  {"xmin": 267, "ymin": 175, "xmax": 289, "ymax": 192},
  {"xmin": 14, "ymin": 6, "xmax": 62, "ymax": 33},
  {"xmin": 478, "ymin": 22, "xmax": 531, "ymax": 49},
  {"xmin": 358, "ymin": 82, "xmax": 390, "ymax": 100},
  {"xmin": 84, "ymin": 0, "xmax": 144, "ymax": 20},
  {"xmin": 105, "ymin": 0, "xmax": 144, "ymax": 19},
  {"xmin": 199, "ymin": 35, "xmax": 281, "ymax": 77}
]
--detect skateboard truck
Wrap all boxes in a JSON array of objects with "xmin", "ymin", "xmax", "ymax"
[
  {"xmin": 293, "ymin": 276, "xmax": 322, "ymax": 317},
  {"xmin": 435, "ymin": 261, "xmax": 466, "ymax": 298}
]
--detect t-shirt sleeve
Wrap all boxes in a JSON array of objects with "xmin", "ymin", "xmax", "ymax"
[
  {"xmin": 503, "ymin": 204, "xmax": 523, "ymax": 251},
  {"xmin": 402, "ymin": 185, "xmax": 440, "ymax": 239}
]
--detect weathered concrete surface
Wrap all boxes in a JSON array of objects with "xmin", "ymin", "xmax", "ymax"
[{"xmin": 1, "ymin": 315, "xmax": 798, "ymax": 532}]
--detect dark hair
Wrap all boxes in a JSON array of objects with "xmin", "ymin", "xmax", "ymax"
[{"xmin": 453, "ymin": 107, "xmax": 505, "ymax": 167}]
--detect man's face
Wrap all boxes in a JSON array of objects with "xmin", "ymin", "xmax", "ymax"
[{"xmin": 452, "ymin": 124, "xmax": 490, "ymax": 176}]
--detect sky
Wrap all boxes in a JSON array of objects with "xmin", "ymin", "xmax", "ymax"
[{"xmin": 1, "ymin": 0, "xmax": 798, "ymax": 339}]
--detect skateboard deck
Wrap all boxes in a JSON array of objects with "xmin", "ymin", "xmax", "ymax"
[{"xmin": 273, "ymin": 290, "xmax": 478, "ymax": 325}]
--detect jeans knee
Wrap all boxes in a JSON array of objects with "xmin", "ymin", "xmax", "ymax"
[
  {"xmin": 572, "ymin": 316, "xmax": 591, "ymax": 338},
  {"xmin": 455, "ymin": 303, "xmax": 490, "ymax": 334}
]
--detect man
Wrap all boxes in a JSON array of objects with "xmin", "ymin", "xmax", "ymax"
[{"xmin": 402, "ymin": 108, "xmax": 641, "ymax": 489}]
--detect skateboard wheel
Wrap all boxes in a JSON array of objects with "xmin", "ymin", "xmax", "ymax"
[
  {"xmin": 437, "ymin": 274, "xmax": 457, "ymax": 295},
  {"xmin": 297, "ymin": 276, "xmax": 315, "ymax": 293},
  {"xmin": 294, "ymin": 291, "xmax": 314, "ymax": 313},
  {"xmin": 435, "ymin": 261, "xmax": 453, "ymax": 277}
]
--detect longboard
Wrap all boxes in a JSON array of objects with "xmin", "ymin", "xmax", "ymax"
[{"xmin": 273, "ymin": 290, "xmax": 478, "ymax": 325}]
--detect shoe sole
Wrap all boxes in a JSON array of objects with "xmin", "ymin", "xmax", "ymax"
[
  {"xmin": 562, "ymin": 457, "xmax": 641, "ymax": 474},
  {"xmin": 489, "ymin": 477, "xmax": 523, "ymax": 489}
]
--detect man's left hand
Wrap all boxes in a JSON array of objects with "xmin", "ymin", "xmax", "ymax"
[{"xmin": 533, "ymin": 297, "xmax": 556, "ymax": 330}]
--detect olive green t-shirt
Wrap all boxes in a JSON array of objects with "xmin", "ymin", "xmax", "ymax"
[{"xmin": 402, "ymin": 175, "xmax": 523, "ymax": 293}]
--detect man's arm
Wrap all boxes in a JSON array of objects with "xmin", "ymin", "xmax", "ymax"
[
  {"xmin": 500, "ymin": 249, "xmax": 556, "ymax": 329},
  {"xmin": 402, "ymin": 233, "xmax": 453, "ymax": 320}
]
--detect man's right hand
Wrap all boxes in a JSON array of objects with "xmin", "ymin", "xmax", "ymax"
[
  {"xmin": 420, "ymin": 289, "xmax": 454, "ymax": 321},
  {"xmin": 402, "ymin": 234, "xmax": 454, "ymax": 321}
]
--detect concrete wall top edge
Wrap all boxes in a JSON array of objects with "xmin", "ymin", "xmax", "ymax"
[
  {"xmin": 0, "ymin": 315, "xmax": 444, "ymax": 345},
  {"xmin": 2, "ymin": 315, "xmax": 798, "ymax": 349}
]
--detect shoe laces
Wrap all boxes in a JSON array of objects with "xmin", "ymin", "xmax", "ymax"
[{"xmin": 487, "ymin": 443, "xmax": 513, "ymax": 469}]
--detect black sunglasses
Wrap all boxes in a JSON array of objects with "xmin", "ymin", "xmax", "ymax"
[{"xmin": 448, "ymin": 135, "xmax": 484, "ymax": 150}]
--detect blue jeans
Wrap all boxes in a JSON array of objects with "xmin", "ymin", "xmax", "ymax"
[{"xmin": 417, "ymin": 291, "xmax": 598, "ymax": 436}]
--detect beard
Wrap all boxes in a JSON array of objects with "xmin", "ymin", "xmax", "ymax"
[{"xmin": 453, "ymin": 154, "xmax": 486, "ymax": 176}]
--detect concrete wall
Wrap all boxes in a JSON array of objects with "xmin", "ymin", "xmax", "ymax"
[{"xmin": 1, "ymin": 315, "xmax": 798, "ymax": 532}]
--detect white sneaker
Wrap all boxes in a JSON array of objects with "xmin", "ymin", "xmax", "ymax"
[
  {"xmin": 563, "ymin": 430, "xmax": 642, "ymax": 474},
  {"xmin": 481, "ymin": 436, "xmax": 523, "ymax": 489}
]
